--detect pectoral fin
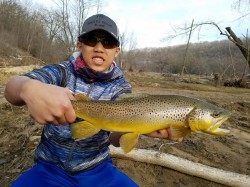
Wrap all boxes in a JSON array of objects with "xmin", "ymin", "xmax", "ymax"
[
  {"xmin": 119, "ymin": 133, "xmax": 139, "ymax": 153},
  {"xmin": 71, "ymin": 121, "xmax": 100, "ymax": 139},
  {"xmin": 170, "ymin": 125, "xmax": 191, "ymax": 138}
]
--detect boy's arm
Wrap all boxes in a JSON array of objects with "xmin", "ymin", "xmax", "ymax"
[
  {"xmin": 4, "ymin": 76, "xmax": 30, "ymax": 106},
  {"xmin": 4, "ymin": 76, "xmax": 76, "ymax": 125}
]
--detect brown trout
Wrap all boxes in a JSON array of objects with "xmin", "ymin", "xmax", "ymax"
[{"xmin": 71, "ymin": 94, "xmax": 231, "ymax": 153}]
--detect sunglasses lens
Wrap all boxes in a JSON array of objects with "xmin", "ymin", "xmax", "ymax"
[
  {"xmin": 81, "ymin": 36, "xmax": 97, "ymax": 47},
  {"xmin": 101, "ymin": 38, "xmax": 118, "ymax": 49},
  {"xmin": 80, "ymin": 36, "xmax": 118, "ymax": 49}
]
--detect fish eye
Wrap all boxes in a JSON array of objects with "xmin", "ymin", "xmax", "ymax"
[{"xmin": 211, "ymin": 111, "xmax": 222, "ymax": 118}]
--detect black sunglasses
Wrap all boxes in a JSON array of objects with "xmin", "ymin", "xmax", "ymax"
[{"xmin": 79, "ymin": 35, "xmax": 119, "ymax": 49}]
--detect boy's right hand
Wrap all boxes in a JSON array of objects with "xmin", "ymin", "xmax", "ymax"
[
  {"xmin": 20, "ymin": 79, "xmax": 76, "ymax": 125},
  {"xmin": 4, "ymin": 76, "xmax": 76, "ymax": 125}
]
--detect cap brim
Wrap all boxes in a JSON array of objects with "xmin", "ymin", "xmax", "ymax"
[{"xmin": 78, "ymin": 29, "xmax": 119, "ymax": 43}]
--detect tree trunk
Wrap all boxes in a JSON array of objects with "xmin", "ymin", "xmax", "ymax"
[
  {"xmin": 181, "ymin": 19, "xmax": 194, "ymax": 76},
  {"xmin": 226, "ymin": 27, "xmax": 250, "ymax": 67}
]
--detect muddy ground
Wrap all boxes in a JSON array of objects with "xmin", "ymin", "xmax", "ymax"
[{"xmin": 0, "ymin": 69, "xmax": 250, "ymax": 187}]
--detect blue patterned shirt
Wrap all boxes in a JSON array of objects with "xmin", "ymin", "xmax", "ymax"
[{"xmin": 24, "ymin": 52, "xmax": 132, "ymax": 173}]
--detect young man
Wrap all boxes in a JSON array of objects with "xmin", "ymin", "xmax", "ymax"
[{"xmin": 5, "ymin": 14, "xmax": 182, "ymax": 187}]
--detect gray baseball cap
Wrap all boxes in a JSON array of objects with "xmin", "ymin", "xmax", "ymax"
[{"xmin": 79, "ymin": 14, "xmax": 119, "ymax": 43}]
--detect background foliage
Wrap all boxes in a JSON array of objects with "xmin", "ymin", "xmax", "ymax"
[{"xmin": 0, "ymin": 0, "xmax": 249, "ymax": 80}]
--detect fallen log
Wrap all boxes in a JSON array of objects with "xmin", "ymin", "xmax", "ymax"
[{"xmin": 109, "ymin": 146, "xmax": 250, "ymax": 187}]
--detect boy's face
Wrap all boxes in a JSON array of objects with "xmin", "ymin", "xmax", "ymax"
[{"xmin": 77, "ymin": 30, "xmax": 120, "ymax": 72}]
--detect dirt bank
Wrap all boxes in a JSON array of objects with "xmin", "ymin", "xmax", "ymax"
[{"xmin": 0, "ymin": 71, "xmax": 250, "ymax": 187}]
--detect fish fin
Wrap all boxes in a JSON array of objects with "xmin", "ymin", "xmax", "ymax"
[
  {"xmin": 70, "ymin": 121, "xmax": 100, "ymax": 139},
  {"xmin": 74, "ymin": 94, "xmax": 91, "ymax": 101},
  {"xmin": 170, "ymin": 126, "xmax": 191, "ymax": 138},
  {"xmin": 117, "ymin": 93, "xmax": 149, "ymax": 101},
  {"xmin": 119, "ymin": 133, "xmax": 139, "ymax": 153}
]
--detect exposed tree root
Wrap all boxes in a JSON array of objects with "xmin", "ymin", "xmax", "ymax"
[{"xmin": 110, "ymin": 146, "xmax": 250, "ymax": 187}]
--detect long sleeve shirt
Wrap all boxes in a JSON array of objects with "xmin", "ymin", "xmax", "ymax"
[{"xmin": 23, "ymin": 52, "xmax": 132, "ymax": 173}]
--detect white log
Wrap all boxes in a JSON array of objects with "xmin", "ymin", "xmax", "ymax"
[{"xmin": 109, "ymin": 146, "xmax": 250, "ymax": 187}]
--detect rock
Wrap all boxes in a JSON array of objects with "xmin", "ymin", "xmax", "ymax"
[
  {"xmin": 29, "ymin": 136, "xmax": 41, "ymax": 142},
  {"xmin": 0, "ymin": 158, "xmax": 7, "ymax": 165}
]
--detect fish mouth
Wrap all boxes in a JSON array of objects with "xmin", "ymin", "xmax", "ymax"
[{"xmin": 205, "ymin": 116, "xmax": 230, "ymax": 136}]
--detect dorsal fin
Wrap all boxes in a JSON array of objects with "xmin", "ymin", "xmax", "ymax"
[
  {"xmin": 74, "ymin": 94, "xmax": 91, "ymax": 101},
  {"xmin": 116, "ymin": 93, "xmax": 149, "ymax": 101}
]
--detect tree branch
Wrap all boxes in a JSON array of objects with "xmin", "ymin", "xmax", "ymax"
[{"xmin": 110, "ymin": 146, "xmax": 250, "ymax": 187}]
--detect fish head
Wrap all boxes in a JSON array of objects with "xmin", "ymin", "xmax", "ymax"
[{"xmin": 187, "ymin": 105, "xmax": 231, "ymax": 136}]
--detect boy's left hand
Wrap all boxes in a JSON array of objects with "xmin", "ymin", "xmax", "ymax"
[{"xmin": 145, "ymin": 128, "xmax": 184, "ymax": 142}]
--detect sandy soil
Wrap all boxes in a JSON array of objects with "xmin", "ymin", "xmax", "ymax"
[{"xmin": 0, "ymin": 71, "xmax": 250, "ymax": 187}]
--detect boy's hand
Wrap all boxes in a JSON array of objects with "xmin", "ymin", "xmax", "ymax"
[
  {"xmin": 21, "ymin": 79, "xmax": 76, "ymax": 125},
  {"xmin": 110, "ymin": 128, "xmax": 184, "ymax": 148},
  {"xmin": 145, "ymin": 128, "xmax": 184, "ymax": 142}
]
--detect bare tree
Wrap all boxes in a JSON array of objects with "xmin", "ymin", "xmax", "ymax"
[
  {"xmin": 232, "ymin": 0, "xmax": 250, "ymax": 18},
  {"xmin": 40, "ymin": 8, "xmax": 62, "ymax": 43},
  {"xmin": 58, "ymin": 0, "xmax": 74, "ymax": 52},
  {"xmin": 73, "ymin": 0, "xmax": 87, "ymax": 36},
  {"xmin": 181, "ymin": 19, "xmax": 194, "ymax": 76},
  {"xmin": 164, "ymin": 19, "xmax": 250, "ymax": 85},
  {"xmin": 50, "ymin": 0, "xmax": 103, "ymax": 54},
  {"xmin": 118, "ymin": 30, "xmax": 137, "ymax": 70},
  {"xmin": 71, "ymin": 0, "xmax": 101, "ymax": 36}
]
